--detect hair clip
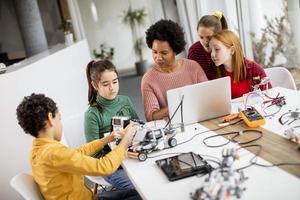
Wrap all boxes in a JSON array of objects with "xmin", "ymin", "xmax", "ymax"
[{"xmin": 212, "ymin": 11, "xmax": 222, "ymax": 21}]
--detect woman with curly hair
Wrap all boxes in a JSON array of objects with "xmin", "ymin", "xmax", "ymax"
[{"xmin": 142, "ymin": 19, "xmax": 208, "ymax": 121}]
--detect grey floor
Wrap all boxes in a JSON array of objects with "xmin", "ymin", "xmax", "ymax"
[{"xmin": 119, "ymin": 75, "xmax": 145, "ymax": 121}]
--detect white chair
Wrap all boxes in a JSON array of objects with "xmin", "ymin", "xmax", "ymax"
[
  {"xmin": 265, "ymin": 67, "xmax": 297, "ymax": 90},
  {"xmin": 63, "ymin": 113, "xmax": 112, "ymax": 195},
  {"xmin": 10, "ymin": 173, "xmax": 44, "ymax": 200}
]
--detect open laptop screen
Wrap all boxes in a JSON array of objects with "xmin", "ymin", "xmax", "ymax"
[{"xmin": 167, "ymin": 77, "xmax": 231, "ymax": 125}]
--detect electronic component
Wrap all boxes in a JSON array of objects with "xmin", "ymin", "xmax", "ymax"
[
  {"xmin": 191, "ymin": 148, "xmax": 247, "ymax": 200},
  {"xmin": 155, "ymin": 152, "xmax": 212, "ymax": 181},
  {"xmin": 111, "ymin": 116, "xmax": 131, "ymax": 131},
  {"xmin": 222, "ymin": 113, "xmax": 239, "ymax": 122},
  {"xmin": 283, "ymin": 126, "xmax": 300, "ymax": 143},
  {"xmin": 128, "ymin": 127, "xmax": 177, "ymax": 161},
  {"xmin": 111, "ymin": 116, "xmax": 131, "ymax": 143},
  {"xmin": 239, "ymin": 107, "xmax": 265, "ymax": 128},
  {"xmin": 278, "ymin": 109, "xmax": 300, "ymax": 125}
]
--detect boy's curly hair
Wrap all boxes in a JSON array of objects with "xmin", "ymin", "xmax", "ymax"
[
  {"xmin": 16, "ymin": 93, "xmax": 58, "ymax": 137},
  {"xmin": 145, "ymin": 19, "xmax": 186, "ymax": 54}
]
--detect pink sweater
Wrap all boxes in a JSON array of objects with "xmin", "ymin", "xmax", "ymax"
[{"xmin": 141, "ymin": 59, "xmax": 208, "ymax": 121}]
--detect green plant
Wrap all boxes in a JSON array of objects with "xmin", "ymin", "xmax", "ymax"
[
  {"xmin": 93, "ymin": 44, "xmax": 114, "ymax": 60},
  {"xmin": 250, "ymin": 0, "xmax": 299, "ymax": 68},
  {"xmin": 59, "ymin": 19, "xmax": 72, "ymax": 33},
  {"xmin": 122, "ymin": 7, "xmax": 147, "ymax": 62}
]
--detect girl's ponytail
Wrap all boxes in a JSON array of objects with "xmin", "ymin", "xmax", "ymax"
[{"xmin": 86, "ymin": 60, "xmax": 98, "ymax": 106}]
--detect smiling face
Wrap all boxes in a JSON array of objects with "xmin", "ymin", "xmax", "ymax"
[
  {"xmin": 197, "ymin": 26, "xmax": 215, "ymax": 52},
  {"xmin": 209, "ymin": 38, "xmax": 233, "ymax": 69},
  {"xmin": 152, "ymin": 39, "xmax": 176, "ymax": 69},
  {"xmin": 92, "ymin": 70, "xmax": 119, "ymax": 100}
]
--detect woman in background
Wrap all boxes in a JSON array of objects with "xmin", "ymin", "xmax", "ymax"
[
  {"xmin": 209, "ymin": 30, "xmax": 272, "ymax": 98},
  {"xmin": 188, "ymin": 11, "xmax": 228, "ymax": 80},
  {"xmin": 142, "ymin": 19, "xmax": 207, "ymax": 121}
]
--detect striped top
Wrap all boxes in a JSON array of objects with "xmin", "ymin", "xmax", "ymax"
[
  {"xmin": 188, "ymin": 41, "xmax": 218, "ymax": 80},
  {"xmin": 141, "ymin": 59, "xmax": 208, "ymax": 121}
]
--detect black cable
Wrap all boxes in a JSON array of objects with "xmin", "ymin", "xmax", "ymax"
[
  {"xmin": 164, "ymin": 95, "xmax": 184, "ymax": 129},
  {"xmin": 202, "ymin": 130, "xmax": 263, "ymax": 148},
  {"xmin": 236, "ymin": 144, "xmax": 300, "ymax": 171},
  {"xmin": 278, "ymin": 109, "xmax": 300, "ymax": 125},
  {"xmin": 262, "ymin": 103, "xmax": 283, "ymax": 117},
  {"xmin": 147, "ymin": 152, "xmax": 185, "ymax": 159},
  {"xmin": 231, "ymin": 130, "xmax": 263, "ymax": 145},
  {"xmin": 203, "ymin": 132, "xmax": 236, "ymax": 147},
  {"xmin": 236, "ymin": 144, "xmax": 262, "ymax": 171},
  {"xmin": 180, "ymin": 95, "xmax": 184, "ymax": 132},
  {"xmin": 173, "ymin": 119, "xmax": 243, "ymax": 148}
]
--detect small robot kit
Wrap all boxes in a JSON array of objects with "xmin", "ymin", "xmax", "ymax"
[
  {"xmin": 111, "ymin": 116, "xmax": 144, "ymax": 141},
  {"xmin": 111, "ymin": 116, "xmax": 178, "ymax": 161},
  {"xmin": 239, "ymin": 107, "xmax": 266, "ymax": 128},
  {"xmin": 127, "ymin": 127, "xmax": 177, "ymax": 161},
  {"xmin": 283, "ymin": 126, "xmax": 300, "ymax": 143},
  {"xmin": 191, "ymin": 149, "xmax": 247, "ymax": 200},
  {"xmin": 112, "ymin": 116, "xmax": 131, "ymax": 131}
]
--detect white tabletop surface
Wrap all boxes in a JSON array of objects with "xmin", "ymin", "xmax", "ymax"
[{"xmin": 122, "ymin": 87, "xmax": 300, "ymax": 200}]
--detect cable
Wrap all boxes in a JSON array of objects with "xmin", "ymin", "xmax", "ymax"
[
  {"xmin": 236, "ymin": 144, "xmax": 300, "ymax": 171},
  {"xmin": 244, "ymin": 91, "xmax": 265, "ymax": 110},
  {"xmin": 278, "ymin": 109, "xmax": 300, "ymax": 125},
  {"xmin": 261, "ymin": 92, "xmax": 286, "ymax": 117},
  {"xmin": 262, "ymin": 104, "xmax": 283, "ymax": 117},
  {"xmin": 173, "ymin": 119, "xmax": 244, "ymax": 148},
  {"xmin": 202, "ymin": 130, "xmax": 263, "ymax": 148},
  {"xmin": 236, "ymin": 144, "xmax": 262, "ymax": 171},
  {"xmin": 203, "ymin": 132, "xmax": 235, "ymax": 148},
  {"xmin": 231, "ymin": 130, "xmax": 263, "ymax": 144},
  {"xmin": 164, "ymin": 95, "xmax": 184, "ymax": 129},
  {"xmin": 147, "ymin": 152, "xmax": 185, "ymax": 159}
]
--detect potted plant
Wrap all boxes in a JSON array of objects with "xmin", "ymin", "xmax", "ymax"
[
  {"xmin": 93, "ymin": 43, "xmax": 114, "ymax": 61},
  {"xmin": 59, "ymin": 19, "xmax": 74, "ymax": 45},
  {"xmin": 122, "ymin": 7, "xmax": 148, "ymax": 75}
]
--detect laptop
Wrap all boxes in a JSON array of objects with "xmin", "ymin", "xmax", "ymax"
[{"xmin": 167, "ymin": 77, "xmax": 231, "ymax": 125}]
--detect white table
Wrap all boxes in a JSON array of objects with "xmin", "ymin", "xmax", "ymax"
[{"xmin": 122, "ymin": 87, "xmax": 300, "ymax": 200}]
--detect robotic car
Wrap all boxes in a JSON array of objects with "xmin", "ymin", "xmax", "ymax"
[
  {"xmin": 111, "ymin": 116, "xmax": 178, "ymax": 161},
  {"xmin": 128, "ymin": 127, "xmax": 177, "ymax": 161}
]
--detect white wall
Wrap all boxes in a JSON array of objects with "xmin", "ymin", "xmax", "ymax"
[
  {"xmin": 0, "ymin": 40, "xmax": 90, "ymax": 199},
  {"xmin": 76, "ymin": 0, "xmax": 154, "ymax": 72}
]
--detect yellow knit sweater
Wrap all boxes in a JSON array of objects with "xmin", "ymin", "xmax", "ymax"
[{"xmin": 30, "ymin": 138, "xmax": 125, "ymax": 200}]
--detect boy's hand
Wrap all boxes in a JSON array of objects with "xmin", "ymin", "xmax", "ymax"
[{"xmin": 119, "ymin": 122, "xmax": 138, "ymax": 149}]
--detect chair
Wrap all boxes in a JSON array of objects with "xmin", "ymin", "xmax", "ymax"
[
  {"xmin": 10, "ymin": 173, "xmax": 44, "ymax": 200},
  {"xmin": 265, "ymin": 67, "xmax": 297, "ymax": 90},
  {"xmin": 63, "ymin": 113, "xmax": 112, "ymax": 195}
]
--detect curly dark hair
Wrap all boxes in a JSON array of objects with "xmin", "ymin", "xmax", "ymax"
[
  {"xmin": 145, "ymin": 19, "xmax": 186, "ymax": 54},
  {"xmin": 16, "ymin": 93, "xmax": 58, "ymax": 137}
]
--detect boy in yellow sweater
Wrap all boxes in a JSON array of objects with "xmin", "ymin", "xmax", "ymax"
[{"xmin": 16, "ymin": 93, "xmax": 140, "ymax": 200}]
